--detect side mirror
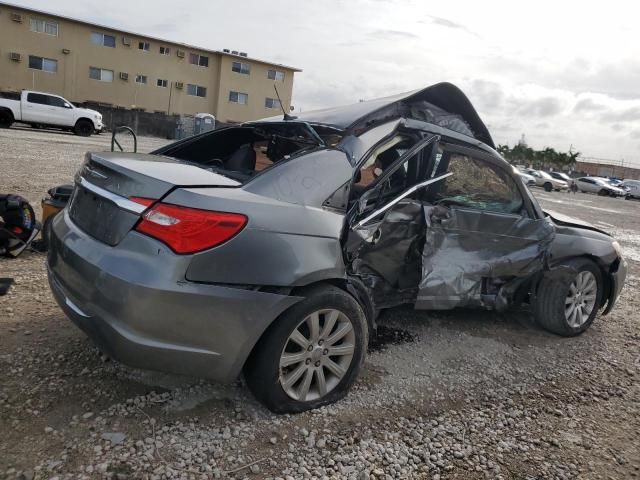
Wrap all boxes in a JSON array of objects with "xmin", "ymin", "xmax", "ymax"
[{"xmin": 64, "ymin": 102, "xmax": 73, "ymax": 109}]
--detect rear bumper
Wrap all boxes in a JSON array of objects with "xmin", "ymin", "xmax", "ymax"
[
  {"xmin": 47, "ymin": 210, "xmax": 301, "ymax": 381},
  {"xmin": 603, "ymin": 256, "xmax": 627, "ymax": 315}
]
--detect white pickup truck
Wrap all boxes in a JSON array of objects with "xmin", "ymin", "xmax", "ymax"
[{"xmin": 0, "ymin": 90, "xmax": 103, "ymax": 136}]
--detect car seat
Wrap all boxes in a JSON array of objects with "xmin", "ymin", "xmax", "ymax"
[{"xmin": 225, "ymin": 144, "xmax": 256, "ymax": 173}]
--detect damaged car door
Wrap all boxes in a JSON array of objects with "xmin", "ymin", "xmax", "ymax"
[
  {"xmin": 416, "ymin": 144, "xmax": 555, "ymax": 311},
  {"xmin": 345, "ymin": 131, "xmax": 448, "ymax": 309}
]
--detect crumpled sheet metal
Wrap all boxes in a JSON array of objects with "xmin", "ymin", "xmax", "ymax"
[
  {"xmin": 346, "ymin": 199, "xmax": 424, "ymax": 305},
  {"xmin": 416, "ymin": 206, "xmax": 556, "ymax": 310}
]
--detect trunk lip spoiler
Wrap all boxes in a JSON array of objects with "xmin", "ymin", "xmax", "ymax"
[{"xmin": 78, "ymin": 176, "xmax": 148, "ymax": 215}]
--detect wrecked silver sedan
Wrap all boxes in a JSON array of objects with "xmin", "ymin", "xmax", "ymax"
[{"xmin": 47, "ymin": 83, "xmax": 627, "ymax": 413}]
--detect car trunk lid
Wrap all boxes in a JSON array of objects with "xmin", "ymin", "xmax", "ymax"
[{"xmin": 68, "ymin": 152, "xmax": 241, "ymax": 246}]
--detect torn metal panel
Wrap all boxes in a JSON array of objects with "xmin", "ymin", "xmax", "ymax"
[
  {"xmin": 416, "ymin": 207, "xmax": 556, "ymax": 310},
  {"xmin": 345, "ymin": 199, "xmax": 425, "ymax": 307}
]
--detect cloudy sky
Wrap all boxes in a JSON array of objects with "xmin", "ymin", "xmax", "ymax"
[{"xmin": 14, "ymin": 0, "xmax": 640, "ymax": 166}]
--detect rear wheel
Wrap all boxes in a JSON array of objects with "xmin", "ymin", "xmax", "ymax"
[
  {"xmin": 534, "ymin": 258, "xmax": 603, "ymax": 336},
  {"xmin": 598, "ymin": 189, "xmax": 609, "ymax": 196},
  {"xmin": 74, "ymin": 119, "xmax": 94, "ymax": 137},
  {"xmin": 244, "ymin": 285, "xmax": 368, "ymax": 413},
  {"xmin": 0, "ymin": 109, "xmax": 13, "ymax": 128},
  {"xmin": 544, "ymin": 182, "xmax": 552, "ymax": 192}
]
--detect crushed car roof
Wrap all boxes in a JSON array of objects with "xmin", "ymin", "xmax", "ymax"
[{"xmin": 273, "ymin": 82, "xmax": 495, "ymax": 148}]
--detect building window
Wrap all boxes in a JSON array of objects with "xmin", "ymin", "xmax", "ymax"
[
  {"xmin": 189, "ymin": 53, "xmax": 209, "ymax": 67},
  {"xmin": 91, "ymin": 32, "xmax": 116, "ymax": 48},
  {"xmin": 89, "ymin": 67, "xmax": 114, "ymax": 82},
  {"xmin": 267, "ymin": 69, "xmax": 285, "ymax": 81},
  {"xmin": 232, "ymin": 62, "xmax": 251, "ymax": 75},
  {"xmin": 30, "ymin": 18, "xmax": 58, "ymax": 36},
  {"xmin": 135, "ymin": 75, "xmax": 148, "ymax": 84},
  {"xmin": 28, "ymin": 55, "xmax": 58, "ymax": 73},
  {"xmin": 157, "ymin": 79, "xmax": 168, "ymax": 88},
  {"xmin": 187, "ymin": 84, "xmax": 207, "ymax": 97},
  {"xmin": 229, "ymin": 91, "xmax": 248, "ymax": 104},
  {"xmin": 264, "ymin": 97, "xmax": 281, "ymax": 109},
  {"xmin": 159, "ymin": 46, "xmax": 171, "ymax": 55},
  {"xmin": 138, "ymin": 41, "xmax": 150, "ymax": 52}
]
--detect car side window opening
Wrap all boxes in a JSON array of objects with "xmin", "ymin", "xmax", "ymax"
[
  {"xmin": 427, "ymin": 152, "xmax": 525, "ymax": 215},
  {"xmin": 351, "ymin": 135, "xmax": 425, "ymax": 201},
  {"xmin": 27, "ymin": 93, "xmax": 48, "ymax": 105},
  {"xmin": 152, "ymin": 123, "xmax": 345, "ymax": 183}
]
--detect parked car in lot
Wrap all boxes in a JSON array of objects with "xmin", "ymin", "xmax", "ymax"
[
  {"xmin": 527, "ymin": 169, "xmax": 569, "ymax": 192},
  {"xmin": 47, "ymin": 82, "xmax": 627, "ymax": 413},
  {"xmin": 623, "ymin": 179, "xmax": 640, "ymax": 200},
  {"xmin": 517, "ymin": 170, "xmax": 536, "ymax": 186},
  {"xmin": 550, "ymin": 171, "xmax": 573, "ymax": 185},
  {"xmin": 0, "ymin": 90, "xmax": 102, "ymax": 136},
  {"xmin": 573, "ymin": 177, "xmax": 627, "ymax": 197}
]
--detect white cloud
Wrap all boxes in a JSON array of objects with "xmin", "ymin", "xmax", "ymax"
[{"xmin": 12, "ymin": 0, "xmax": 640, "ymax": 165}]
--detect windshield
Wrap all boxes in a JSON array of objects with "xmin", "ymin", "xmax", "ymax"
[{"xmin": 538, "ymin": 171, "xmax": 553, "ymax": 179}]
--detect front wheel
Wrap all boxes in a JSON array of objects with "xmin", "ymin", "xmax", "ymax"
[
  {"xmin": 598, "ymin": 189, "xmax": 609, "ymax": 196},
  {"xmin": 244, "ymin": 285, "xmax": 368, "ymax": 413},
  {"xmin": 544, "ymin": 182, "xmax": 553, "ymax": 192},
  {"xmin": 74, "ymin": 119, "xmax": 94, "ymax": 137},
  {"xmin": 534, "ymin": 258, "xmax": 603, "ymax": 336}
]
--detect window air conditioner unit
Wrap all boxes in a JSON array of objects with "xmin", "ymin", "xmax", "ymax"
[
  {"xmin": 9, "ymin": 52, "xmax": 21, "ymax": 62},
  {"xmin": 62, "ymin": 48, "xmax": 71, "ymax": 54},
  {"xmin": 223, "ymin": 48, "xmax": 230, "ymax": 53},
  {"xmin": 231, "ymin": 50, "xmax": 239, "ymax": 55},
  {"xmin": 174, "ymin": 81, "xmax": 184, "ymax": 89},
  {"xmin": 10, "ymin": 13, "xmax": 22, "ymax": 23},
  {"xmin": 239, "ymin": 52, "xmax": 247, "ymax": 57},
  {"xmin": 122, "ymin": 37, "xmax": 131, "ymax": 46},
  {"xmin": 176, "ymin": 50, "xmax": 185, "ymax": 58},
  {"xmin": 119, "ymin": 72, "xmax": 129, "ymax": 81}
]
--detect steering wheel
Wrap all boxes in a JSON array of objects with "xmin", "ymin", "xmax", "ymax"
[{"xmin": 208, "ymin": 158, "xmax": 224, "ymax": 168}]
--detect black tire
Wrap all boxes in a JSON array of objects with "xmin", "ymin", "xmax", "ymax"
[
  {"xmin": 244, "ymin": 285, "xmax": 368, "ymax": 413},
  {"xmin": 74, "ymin": 119, "xmax": 94, "ymax": 137},
  {"xmin": 544, "ymin": 182, "xmax": 552, "ymax": 192},
  {"xmin": 597, "ymin": 189, "xmax": 609, "ymax": 196},
  {"xmin": 0, "ymin": 109, "xmax": 14, "ymax": 128},
  {"xmin": 534, "ymin": 258, "xmax": 603, "ymax": 336}
]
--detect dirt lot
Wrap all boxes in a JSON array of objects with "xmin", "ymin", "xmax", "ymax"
[{"xmin": 1, "ymin": 128, "xmax": 639, "ymax": 480}]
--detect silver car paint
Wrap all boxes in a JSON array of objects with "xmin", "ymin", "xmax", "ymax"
[
  {"xmin": 48, "ymin": 210, "xmax": 302, "ymax": 381},
  {"xmin": 47, "ymin": 84, "xmax": 627, "ymax": 385}
]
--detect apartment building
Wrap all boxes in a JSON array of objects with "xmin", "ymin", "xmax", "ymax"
[{"xmin": 0, "ymin": 3, "xmax": 301, "ymax": 122}]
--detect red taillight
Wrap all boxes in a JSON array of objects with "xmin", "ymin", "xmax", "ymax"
[{"xmin": 135, "ymin": 203, "xmax": 247, "ymax": 254}]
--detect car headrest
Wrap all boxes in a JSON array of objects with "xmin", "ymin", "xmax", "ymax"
[
  {"xmin": 225, "ymin": 144, "xmax": 256, "ymax": 172},
  {"xmin": 377, "ymin": 148, "xmax": 400, "ymax": 168}
]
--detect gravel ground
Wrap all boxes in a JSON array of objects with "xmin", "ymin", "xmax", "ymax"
[{"xmin": 1, "ymin": 127, "xmax": 639, "ymax": 480}]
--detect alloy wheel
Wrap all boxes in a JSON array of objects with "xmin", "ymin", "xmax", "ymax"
[
  {"xmin": 565, "ymin": 271, "xmax": 597, "ymax": 328},
  {"xmin": 279, "ymin": 309, "xmax": 355, "ymax": 402}
]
